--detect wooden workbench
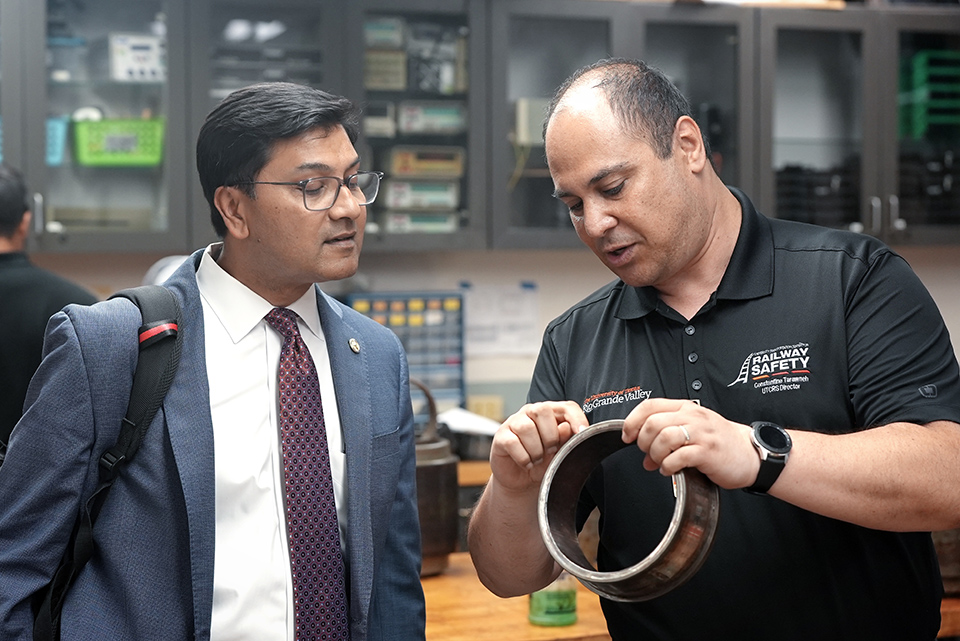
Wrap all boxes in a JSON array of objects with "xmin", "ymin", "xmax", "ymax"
[
  {"xmin": 452, "ymin": 462, "xmax": 960, "ymax": 639},
  {"xmin": 942, "ymin": 598, "xmax": 960, "ymax": 638},
  {"xmin": 423, "ymin": 552, "xmax": 611, "ymax": 641}
]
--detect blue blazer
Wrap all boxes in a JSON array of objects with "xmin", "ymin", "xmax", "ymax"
[{"xmin": 0, "ymin": 249, "xmax": 426, "ymax": 640}]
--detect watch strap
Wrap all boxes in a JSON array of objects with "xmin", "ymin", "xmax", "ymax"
[
  {"xmin": 745, "ymin": 421, "xmax": 791, "ymax": 495},
  {"xmin": 745, "ymin": 456, "xmax": 785, "ymax": 494}
]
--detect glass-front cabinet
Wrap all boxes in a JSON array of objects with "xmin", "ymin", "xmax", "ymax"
[
  {"xmin": 489, "ymin": 0, "xmax": 628, "ymax": 249},
  {"xmin": 2, "ymin": 1, "xmax": 957, "ymax": 254},
  {"xmin": 488, "ymin": 0, "xmax": 754, "ymax": 249},
  {"xmin": 0, "ymin": 4, "xmax": 8, "ymax": 166},
  {"xmin": 187, "ymin": 0, "xmax": 344, "ymax": 249},
  {"xmin": 759, "ymin": 8, "xmax": 960, "ymax": 244},
  {"xmin": 640, "ymin": 5, "xmax": 756, "ymax": 204},
  {"xmin": 15, "ymin": 0, "xmax": 189, "ymax": 252},
  {"xmin": 344, "ymin": 0, "xmax": 487, "ymax": 253},
  {"xmin": 880, "ymin": 9, "xmax": 960, "ymax": 244},
  {"xmin": 758, "ymin": 10, "xmax": 880, "ymax": 233}
]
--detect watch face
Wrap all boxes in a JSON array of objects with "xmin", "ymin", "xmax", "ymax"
[{"xmin": 756, "ymin": 422, "xmax": 792, "ymax": 454}]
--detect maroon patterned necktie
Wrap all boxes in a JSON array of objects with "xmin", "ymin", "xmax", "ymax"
[{"xmin": 265, "ymin": 307, "xmax": 349, "ymax": 641}]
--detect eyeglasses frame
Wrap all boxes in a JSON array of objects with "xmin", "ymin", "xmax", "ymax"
[{"xmin": 231, "ymin": 170, "xmax": 384, "ymax": 212}]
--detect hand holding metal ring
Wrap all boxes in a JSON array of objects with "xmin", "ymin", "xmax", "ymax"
[{"xmin": 537, "ymin": 419, "xmax": 720, "ymax": 602}]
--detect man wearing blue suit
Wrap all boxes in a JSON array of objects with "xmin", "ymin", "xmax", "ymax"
[{"xmin": 0, "ymin": 83, "xmax": 425, "ymax": 640}]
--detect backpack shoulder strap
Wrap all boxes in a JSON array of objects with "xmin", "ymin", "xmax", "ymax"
[
  {"xmin": 33, "ymin": 285, "xmax": 182, "ymax": 641},
  {"xmin": 99, "ymin": 285, "xmax": 183, "ymax": 477}
]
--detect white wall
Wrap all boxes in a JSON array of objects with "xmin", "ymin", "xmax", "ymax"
[
  {"xmin": 893, "ymin": 244, "xmax": 960, "ymax": 346},
  {"xmin": 34, "ymin": 243, "xmax": 960, "ymax": 409},
  {"xmin": 32, "ymin": 247, "xmax": 614, "ymax": 399}
]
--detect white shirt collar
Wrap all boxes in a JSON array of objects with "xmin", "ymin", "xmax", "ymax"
[{"xmin": 196, "ymin": 243, "xmax": 323, "ymax": 343}]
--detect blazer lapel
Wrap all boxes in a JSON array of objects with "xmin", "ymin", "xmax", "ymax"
[
  {"xmin": 160, "ymin": 250, "xmax": 217, "ymax": 639},
  {"xmin": 315, "ymin": 287, "xmax": 376, "ymax": 625}
]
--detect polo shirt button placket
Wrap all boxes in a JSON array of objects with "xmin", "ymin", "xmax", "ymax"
[{"xmin": 681, "ymin": 323, "xmax": 702, "ymax": 400}]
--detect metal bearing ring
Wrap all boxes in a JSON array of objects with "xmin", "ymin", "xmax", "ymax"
[{"xmin": 537, "ymin": 419, "xmax": 721, "ymax": 602}]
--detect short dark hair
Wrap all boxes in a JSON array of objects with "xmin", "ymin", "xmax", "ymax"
[
  {"xmin": 544, "ymin": 58, "xmax": 710, "ymax": 160},
  {"xmin": 0, "ymin": 164, "xmax": 29, "ymax": 238},
  {"xmin": 196, "ymin": 82, "xmax": 361, "ymax": 237}
]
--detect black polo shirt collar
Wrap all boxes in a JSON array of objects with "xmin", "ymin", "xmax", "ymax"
[
  {"xmin": 615, "ymin": 187, "xmax": 773, "ymax": 320},
  {"xmin": 0, "ymin": 252, "xmax": 30, "ymax": 268}
]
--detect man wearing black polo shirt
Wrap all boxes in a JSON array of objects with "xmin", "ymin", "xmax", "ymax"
[
  {"xmin": 468, "ymin": 58, "xmax": 960, "ymax": 640},
  {"xmin": 0, "ymin": 164, "xmax": 98, "ymax": 459}
]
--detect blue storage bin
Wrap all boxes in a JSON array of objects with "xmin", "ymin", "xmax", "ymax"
[
  {"xmin": 46, "ymin": 117, "xmax": 70, "ymax": 167},
  {"xmin": 0, "ymin": 116, "xmax": 70, "ymax": 166}
]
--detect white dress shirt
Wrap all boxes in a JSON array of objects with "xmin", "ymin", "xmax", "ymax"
[{"xmin": 196, "ymin": 245, "xmax": 348, "ymax": 641}]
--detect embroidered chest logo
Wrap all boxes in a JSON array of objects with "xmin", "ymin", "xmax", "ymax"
[
  {"xmin": 582, "ymin": 386, "xmax": 653, "ymax": 414},
  {"xmin": 727, "ymin": 342, "xmax": 812, "ymax": 394}
]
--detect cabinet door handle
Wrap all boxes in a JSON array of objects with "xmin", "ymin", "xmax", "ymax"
[
  {"xmin": 33, "ymin": 193, "xmax": 65, "ymax": 235},
  {"xmin": 32, "ymin": 192, "xmax": 44, "ymax": 235},
  {"xmin": 889, "ymin": 195, "xmax": 906, "ymax": 231},
  {"xmin": 870, "ymin": 196, "xmax": 882, "ymax": 235}
]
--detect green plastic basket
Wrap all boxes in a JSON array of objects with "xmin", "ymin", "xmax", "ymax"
[{"xmin": 73, "ymin": 119, "xmax": 165, "ymax": 167}]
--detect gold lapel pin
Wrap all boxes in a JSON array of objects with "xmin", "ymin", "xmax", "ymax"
[{"xmin": 349, "ymin": 338, "xmax": 361, "ymax": 354}]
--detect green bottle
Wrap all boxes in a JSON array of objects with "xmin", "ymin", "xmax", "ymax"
[{"xmin": 528, "ymin": 571, "xmax": 578, "ymax": 626}]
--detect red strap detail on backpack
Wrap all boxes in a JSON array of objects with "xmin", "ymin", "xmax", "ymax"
[{"xmin": 138, "ymin": 322, "xmax": 178, "ymax": 344}]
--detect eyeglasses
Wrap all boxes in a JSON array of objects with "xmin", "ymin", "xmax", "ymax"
[{"xmin": 232, "ymin": 171, "xmax": 383, "ymax": 212}]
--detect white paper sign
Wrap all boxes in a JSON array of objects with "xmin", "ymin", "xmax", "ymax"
[{"xmin": 461, "ymin": 281, "xmax": 540, "ymax": 357}]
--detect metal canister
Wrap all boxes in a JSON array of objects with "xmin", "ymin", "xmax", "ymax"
[{"xmin": 411, "ymin": 378, "xmax": 460, "ymax": 576}]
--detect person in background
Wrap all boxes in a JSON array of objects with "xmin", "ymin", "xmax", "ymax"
[
  {"xmin": 0, "ymin": 82, "xmax": 425, "ymax": 640},
  {"xmin": 468, "ymin": 58, "xmax": 960, "ymax": 640},
  {"xmin": 0, "ymin": 163, "xmax": 98, "ymax": 458}
]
